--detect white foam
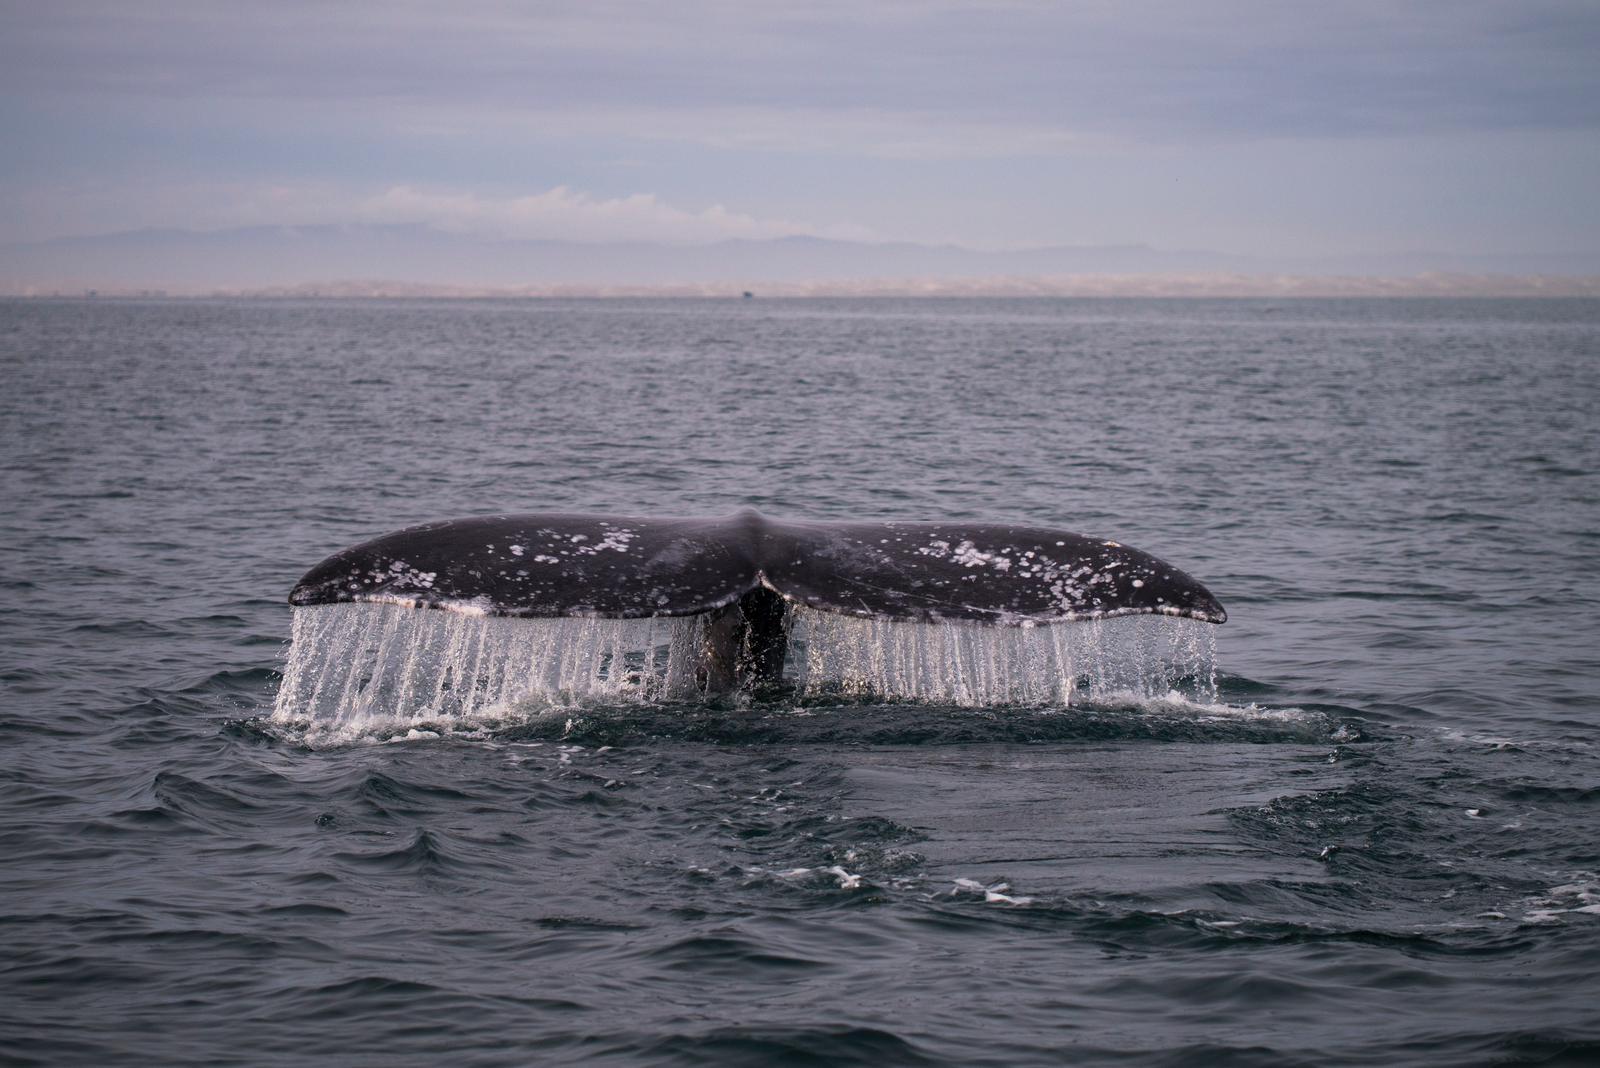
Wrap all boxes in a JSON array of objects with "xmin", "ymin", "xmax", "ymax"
[
  {"xmin": 824, "ymin": 865, "xmax": 864, "ymax": 889},
  {"xmin": 950, "ymin": 877, "xmax": 1034, "ymax": 905},
  {"xmin": 1519, "ymin": 873, "xmax": 1600, "ymax": 924}
]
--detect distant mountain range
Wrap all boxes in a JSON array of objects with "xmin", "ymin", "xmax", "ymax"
[{"xmin": 3, "ymin": 223, "xmax": 1598, "ymax": 296}]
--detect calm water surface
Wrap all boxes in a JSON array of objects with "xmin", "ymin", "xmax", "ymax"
[{"xmin": 3, "ymin": 298, "xmax": 1599, "ymax": 1065}]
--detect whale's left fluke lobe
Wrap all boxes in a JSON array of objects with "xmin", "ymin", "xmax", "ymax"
[
  {"xmin": 288, "ymin": 509, "xmax": 1224, "ymax": 694},
  {"xmin": 289, "ymin": 512, "xmax": 763, "ymax": 619}
]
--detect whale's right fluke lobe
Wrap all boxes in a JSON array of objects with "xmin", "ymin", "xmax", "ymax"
[
  {"xmin": 286, "ymin": 509, "xmax": 1224, "ymax": 697},
  {"xmin": 751, "ymin": 518, "xmax": 1225, "ymax": 626}
]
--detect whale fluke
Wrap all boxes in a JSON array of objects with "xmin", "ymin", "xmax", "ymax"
[
  {"xmin": 290, "ymin": 508, "xmax": 1225, "ymax": 623},
  {"xmin": 288, "ymin": 509, "xmax": 1224, "ymax": 693}
]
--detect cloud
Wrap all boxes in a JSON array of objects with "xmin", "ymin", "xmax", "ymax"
[
  {"xmin": 8, "ymin": 1, "xmax": 1600, "ymax": 145},
  {"xmin": 0, "ymin": 178, "xmax": 875, "ymax": 246},
  {"xmin": 3, "ymin": 2, "xmax": 1596, "ymax": 253},
  {"xmin": 356, "ymin": 185, "xmax": 875, "ymax": 245}
]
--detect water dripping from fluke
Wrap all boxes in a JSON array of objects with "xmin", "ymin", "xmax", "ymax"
[
  {"xmin": 790, "ymin": 607, "xmax": 1216, "ymax": 707},
  {"xmin": 270, "ymin": 602, "xmax": 1221, "ymax": 737}
]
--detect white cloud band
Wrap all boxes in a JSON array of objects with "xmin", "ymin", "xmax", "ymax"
[{"xmin": 357, "ymin": 185, "xmax": 874, "ymax": 244}]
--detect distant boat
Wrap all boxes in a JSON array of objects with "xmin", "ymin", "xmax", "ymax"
[{"xmin": 742, "ymin": 291, "xmax": 754, "ymax": 299}]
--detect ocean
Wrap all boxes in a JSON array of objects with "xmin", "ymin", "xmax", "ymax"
[{"xmin": 3, "ymin": 296, "xmax": 1598, "ymax": 1065}]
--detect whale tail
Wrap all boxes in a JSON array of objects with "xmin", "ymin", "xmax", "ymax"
[{"xmin": 284, "ymin": 509, "xmax": 1224, "ymax": 703}]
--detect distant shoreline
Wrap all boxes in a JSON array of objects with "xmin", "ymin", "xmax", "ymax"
[{"xmin": 6, "ymin": 273, "xmax": 1600, "ymax": 300}]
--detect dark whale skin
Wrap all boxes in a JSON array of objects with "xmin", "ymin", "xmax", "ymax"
[{"xmin": 289, "ymin": 508, "xmax": 1225, "ymax": 626}]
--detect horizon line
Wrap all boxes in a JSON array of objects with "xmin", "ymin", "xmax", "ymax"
[{"xmin": 6, "ymin": 272, "xmax": 1600, "ymax": 300}]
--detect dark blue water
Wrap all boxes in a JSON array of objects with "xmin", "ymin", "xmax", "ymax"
[{"xmin": 3, "ymin": 297, "xmax": 1599, "ymax": 1066}]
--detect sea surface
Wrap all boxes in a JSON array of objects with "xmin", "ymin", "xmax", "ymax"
[{"xmin": 3, "ymin": 297, "xmax": 1599, "ymax": 1066}]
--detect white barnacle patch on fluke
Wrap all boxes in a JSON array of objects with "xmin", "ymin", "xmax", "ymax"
[
  {"xmin": 951, "ymin": 541, "xmax": 1001, "ymax": 568},
  {"xmin": 904, "ymin": 531, "xmax": 1171, "ymax": 618},
  {"xmin": 939, "ymin": 539, "xmax": 1021, "ymax": 573},
  {"xmin": 589, "ymin": 527, "xmax": 637, "ymax": 554}
]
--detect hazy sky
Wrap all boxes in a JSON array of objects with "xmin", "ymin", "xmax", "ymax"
[{"xmin": 3, "ymin": 0, "xmax": 1598, "ymax": 254}]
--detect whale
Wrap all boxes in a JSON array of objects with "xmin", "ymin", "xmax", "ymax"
[{"xmin": 289, "ymin": 508, "xmax": 1225, "ymax": 692}]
